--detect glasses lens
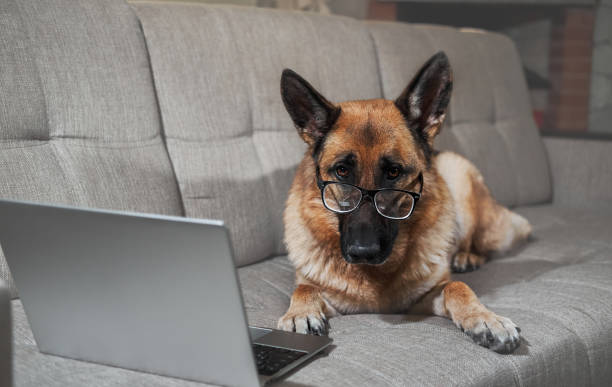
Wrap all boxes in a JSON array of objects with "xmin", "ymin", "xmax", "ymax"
[
  {"xmin": 374, "ymin": 190, "xmax": 415, "ymax": 219},
  {"xmin": 323, "ymin": 183, "xmax": 361, "ymax": 213}
]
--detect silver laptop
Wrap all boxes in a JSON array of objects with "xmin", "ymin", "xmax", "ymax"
[{"xmin": 0, "ymin": 199, "xmax": 331, "ymax": 386}]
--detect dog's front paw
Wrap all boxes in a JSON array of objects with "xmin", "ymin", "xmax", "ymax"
[
  {"xmin": 277, "ymin": 310, "xmax": 329, "ymax": 336},
  {"xmin": 460, "ymin": 312, "xmax": 521, "ymax": 354},
  {"xmin": 451, "ymin": 252, "xmax": 486, "ymax": 273}
]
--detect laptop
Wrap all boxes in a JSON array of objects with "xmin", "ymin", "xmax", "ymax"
[{"xmin": 0, "ymin": 199, "xmax": 332, "ymax": 386}]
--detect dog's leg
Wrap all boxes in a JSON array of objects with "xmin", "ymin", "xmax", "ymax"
[
  {"xmin": 437, "ymin": 152, "xmax": 489, "ymax": 273},
  {"xmin": 412, "ymin": 281, "xmax": 521, "ymax": 353},
  {"xmin": 437, "ymin": 152, "xmax": 531, "ymax": 269},
  {"xmin": 451, "ymin": 239, "xmax": 487, "ymax": 273},
  {"xmin": 277, "ymin": 284, "xmax": 330, "ymax": 335}
]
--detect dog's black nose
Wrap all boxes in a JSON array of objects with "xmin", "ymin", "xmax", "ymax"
[{"xmin": 347, "ymin": 242, "xmax": 381, "ymax": 263}]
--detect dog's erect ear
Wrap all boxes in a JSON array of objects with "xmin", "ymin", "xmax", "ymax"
[
  {"xmin": 281, "ymin": 69, "xmax": 341, "ymax": 146},
  {"xmin": 395, "ymin": 52, "xmax": 452, "ymax": 146}
]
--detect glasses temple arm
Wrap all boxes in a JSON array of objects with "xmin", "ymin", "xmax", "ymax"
[
  {"xmin": 417, "ymin": 172, "xmax": 424, "ymax": 196},
  {"xmin": 315, "ymin": 166, "xmax": 325, "ymax": 189}
]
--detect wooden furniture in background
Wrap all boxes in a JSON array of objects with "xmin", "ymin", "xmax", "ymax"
[{"xmin": 547, "ymin": 8, "xmax": 594, "ymax": 132}]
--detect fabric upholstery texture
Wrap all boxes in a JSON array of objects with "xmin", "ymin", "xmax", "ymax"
[
  {"xmin": 0, "ymin": 0, "xmax": 184, "ymax": 297},
  {"xmin": 133, "ymin": 2, "xmax": 382, "ymax": 266},
  {"xmin": 543, "ymin": 136, "xmax": 612, "ymax": 211},
  {"xmin": 367, "ymin": 22, "xmax": 552, "ymax": 208},
  {"xmin": 10, "ymin": 205, "xmax": 612, "ymax": 386}
]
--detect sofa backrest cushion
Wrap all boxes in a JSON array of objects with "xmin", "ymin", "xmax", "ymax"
[
  {"xmin": 0, "ymin": 0, "xmax": 183, "ymax": 297},
  {"xmin": 134, "ymin": 3, "xmax": 382, "ymax": 266},
  {"xmin": 368, "ymin": 22, "xmax": 552, "ymax": 207},
  {"xmin": 0, "ymin": 0, "xmax": 553, "ymax": 290}
]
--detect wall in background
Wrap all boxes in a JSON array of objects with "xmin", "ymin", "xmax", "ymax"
[
  {"xmin": 590, "ymin": 0, "xmax": 612, "ymax": 133},
  {"xmin": 504, "ymin": 20, "xmax": 551, "ymax": 126}
]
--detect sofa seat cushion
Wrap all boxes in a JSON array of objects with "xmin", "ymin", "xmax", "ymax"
[
  {"xmin": 242, "ymin": 205, "xmax": 612, "ymax": 386},
  {"xmin": 11, "ymin": 205, "xmax": 612, "ymax": 386}
]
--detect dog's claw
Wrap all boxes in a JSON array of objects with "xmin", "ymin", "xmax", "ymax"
[
  {"xmin": 278, "ymin": 311, "xmax": 329, "ymax": 336},
  {"xmin": 460, "ymin": 313, "xmax": 521, "ymax": 354},
  {"xmin": 451, "ymin": 252, "xmax": 486, "ymax": 273}
]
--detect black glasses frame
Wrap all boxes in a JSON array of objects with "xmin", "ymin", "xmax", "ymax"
[{"xmin": 315, "ymin": 167, "xmax": 423, "ymax": 220}]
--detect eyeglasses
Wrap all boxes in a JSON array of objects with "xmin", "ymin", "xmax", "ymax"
[{"xmin": 316, "ymin": 167, "xmax": 423, "ymax": 220}]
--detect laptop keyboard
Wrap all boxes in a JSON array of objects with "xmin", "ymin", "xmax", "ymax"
[{"xmin": 253, "ymin": 343, "xmax": 307, "ymax": 376}]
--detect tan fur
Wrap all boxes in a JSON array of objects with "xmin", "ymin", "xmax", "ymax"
[{"xmin": 279, "ymin": 98, "xmax": 527, "ymax": 353}]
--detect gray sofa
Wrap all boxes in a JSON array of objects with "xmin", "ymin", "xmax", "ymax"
[{"xmin": 1, "ymin": 0, "xmax": 611, "ymax": 386}]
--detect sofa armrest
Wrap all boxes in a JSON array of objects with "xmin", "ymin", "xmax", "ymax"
[
  {"xmin": 543, "ymin": 134, "xmax": 612, "ymax": 210},
  {"xmin": 0, "ymin": 280, "xmax": 12, "ymax": 387}
]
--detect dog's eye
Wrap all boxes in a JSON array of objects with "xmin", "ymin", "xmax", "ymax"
[
  {"xmin": 387, "ymin": 167, "xmax": 400, "ymax": 180},
  {"xmin": 336, "ymin": 166, "xmax": 350, "ymax": 179}
]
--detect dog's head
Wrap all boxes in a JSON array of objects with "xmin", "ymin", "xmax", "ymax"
[{"xmin": 281, "ymin": 52, "xmax": 452, "ymax": 265}]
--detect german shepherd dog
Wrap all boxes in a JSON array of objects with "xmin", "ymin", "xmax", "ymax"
[{"xmin": 277, "ymin": 52, "xmax": 531, "ymax": 354}]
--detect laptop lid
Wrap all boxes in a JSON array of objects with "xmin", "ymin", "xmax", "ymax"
[{"xmin": 0, "ymin": 199, "xmax": 259, "ymax": 387}]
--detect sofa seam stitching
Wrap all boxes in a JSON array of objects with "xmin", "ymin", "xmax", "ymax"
[{"xmin": 132, "ymin": 5, "xmax": 186, "ymax": 217}]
